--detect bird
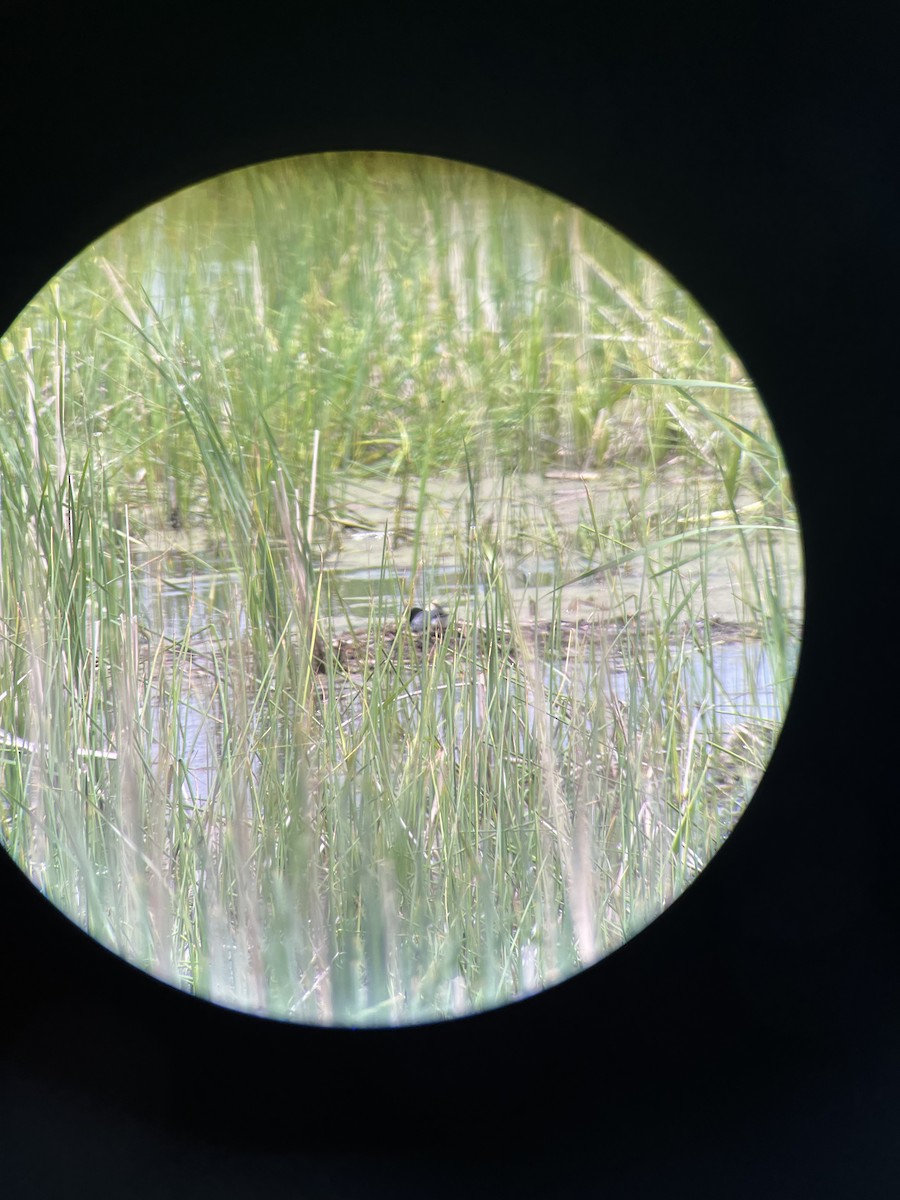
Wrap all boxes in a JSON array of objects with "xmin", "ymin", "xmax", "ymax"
[{"xmin": 408, "ymin": 603, "xmax": 450, "ymax": 635}]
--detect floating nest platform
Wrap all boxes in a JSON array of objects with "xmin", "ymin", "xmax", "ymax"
[
  {"xmin": 112, "ymin": 615, "xmax": 761, "ymax": 691},
  {"xmin": 328, "ymin": 620, "xmax": 514, "ymax": 675},
  {"xmin": 325, "ymin": 616, "xmax": 754, "ymax": 677}
]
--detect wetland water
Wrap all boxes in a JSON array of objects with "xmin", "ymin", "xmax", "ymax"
[
  {"xmin": 125, "ymin": 475, "xmax": 800, "ymax": 815},
  {"xmin": 143, "ymin": 580, "xmax": 792, "ymax": 814}
]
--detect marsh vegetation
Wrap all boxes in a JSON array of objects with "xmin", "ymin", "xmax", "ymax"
[{"xmin": 0, "ymin": 153, "xmax": 802, "ymax": 1024}]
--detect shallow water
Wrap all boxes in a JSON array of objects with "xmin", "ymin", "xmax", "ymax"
[{"xmin": 127, "ymin": 549, "xmax": 798, "ymax": 808}]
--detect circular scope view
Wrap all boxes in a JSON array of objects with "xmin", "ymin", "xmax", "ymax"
[{"xmin": 0, "ymin": 152, "xmax": 803, "ymax": 1025}]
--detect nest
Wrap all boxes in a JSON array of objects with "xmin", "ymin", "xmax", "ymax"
[
  {"xmin": 325, "ymin": 615, "xmax": 757, "ymax": 678},
  {"xmin": 327, "ymin": 619, "xmax": 515, "ymax": 675},
  {"xmin": 323, "ymin": 616, "xmax": 636, "ymax": 676}
]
